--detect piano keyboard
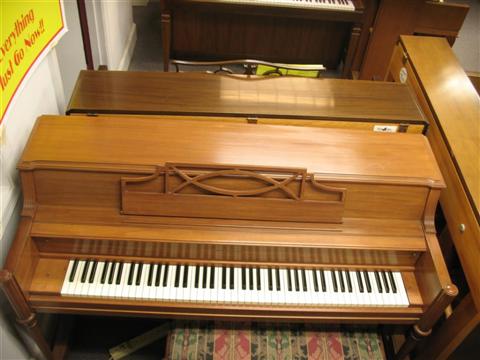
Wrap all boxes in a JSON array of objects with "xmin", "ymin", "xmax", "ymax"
[
  {"xmin": 219, "ymin": 0, "xmax": 355, "ymax": 12},
  {"xmin": 61, "ymin": 260, "xmax": 409, "ymax": 307}
]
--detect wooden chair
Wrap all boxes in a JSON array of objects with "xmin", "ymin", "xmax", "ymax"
[{"xmin": 171, "ymin": 59, "xmax": 325, "ymax": 78}]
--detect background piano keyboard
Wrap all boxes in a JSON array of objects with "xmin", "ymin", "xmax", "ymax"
[
  {"xmin": 214, "ymin": 0, "xmax": 355, "ymax": 11},
  {"xmin": 62, "ymin": 260, "xmax": 409, "ymax": 307}
]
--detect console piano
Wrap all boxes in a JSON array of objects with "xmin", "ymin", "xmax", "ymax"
[
  {"xmin": 386, "ymin": 35, "xmax": 480, "ymax": 359},
  {"xmin": 67, "ymin": 70, "xmax": 428, "ymax": 134},
  {"xmin": 160, "ymin": 0, "xmax": 365, "ymax": 76},
  {"xmin": 1, "ymin": 115, "xmax": 456, "ymax": 359}
]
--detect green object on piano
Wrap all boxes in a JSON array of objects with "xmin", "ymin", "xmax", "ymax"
[{"xmin": 256, "ymin": 64, "xmax": 320, "ymax": 78}]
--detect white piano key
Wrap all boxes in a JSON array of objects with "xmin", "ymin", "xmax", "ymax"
[
  {"xmin": 78, "ymin": 260, "xmax": 93, "ymax": 296},
  {"xmin": 260, "ymin": 269, "xmax": 268, "ymax": 304},
  {"xmin": 197, "ymin": 266, "xmax": 204, "ymax": 302},
  {"xmin": 234, "ymin": 267, "xmax": 241, "ymax": 304},
  {"xmin": 186, "ymin": 265, "xmax": 195, "ymax": 302},
  {"xmin": 119, "ymin": 263, "xmax": 131, "ymax": 298},
  {"xmin": 218, "ymin": 266, "xmax": 224, "ymax": 303},
  {"xmin": 270, "ymin": 268, "xmax": 279, "ymax": 304},
  {"xmin": 350, "ymin": 271, "xmax": 365, "ymax": 306},
  {"xmin": 245, "ymin": 267, "xmax": 252, "ymax": 303},
  {"xmin": 394, "ymin": 272, "xmax": 409, "ymax": 306},
  {"xmin": 165, "ymin": 265, "xmax": 176, "ymax": 301},
  {"xmin": 323, "ymin": 270, "xmax": 334, "ymax": 305},
  {"xmin": 61, "ymin": 260, "xmax": 75, "ymax": 295},
  {"xmin": 315, "ymin": 270, "xmax": 325, "ymax": 305},
  {"xmin": 146, "ymin": 264, "xmax": 156, "ymax": 299},
  {"xmin": 278, "ymin": 269, "xmax": 287, "ymax": 304},
  {"xmin": 341, "ymin": 271, "xmax": 351, "ymax": 305},
  {"xmin": 88, "ymin": 261, "xmax": 104, "ymax": 297},
  {"xmin": 138, "ymin": 264, "xmax": 149, "ymax": 299},
  {"xmin": 305, "ymin": 270, "xmax": 315, "ymax": 305},
  {"xmin": 115, "ymin": 263, "xmax": 128, "ymax": 298},
  {"xmin": 154, "ymin": 264, "xmax": 165, "ymax": 300},
  {"xmin": 224, "ymin": 267, "xmax": 232, "ymax": 303}
]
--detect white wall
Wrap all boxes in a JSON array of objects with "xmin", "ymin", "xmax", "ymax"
[
  {"xmin": 54, "ymin": 0, "xmax": 87, "ymax": 103},
  {"xmin": 0, "ymin": 50, "xmax": 62, "ymax": 360},
  {"xmin": 452, "ymin": 0, "xmax": 480, "ymax": 72},
  {"xmin": 99, "ymin": 0, "xmax": 137, "ymax": 70}
]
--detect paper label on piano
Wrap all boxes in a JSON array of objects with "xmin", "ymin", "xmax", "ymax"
[{"xmin": 399, "ymin": 67, "xmax": 408, "ymax": 84}]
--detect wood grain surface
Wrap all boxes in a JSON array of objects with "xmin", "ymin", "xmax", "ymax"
[
  {"xmin": 67, "ymin": 71, "xmax": 425, "ymax": 124},
  {"xmin": 22, "ymin": 115, "xmax": 442, "ymax": 185}
]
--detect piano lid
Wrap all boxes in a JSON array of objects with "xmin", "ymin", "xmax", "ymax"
[{"xmin": 20, "ymin": 115, "xmax": 444, "ymax": 186}]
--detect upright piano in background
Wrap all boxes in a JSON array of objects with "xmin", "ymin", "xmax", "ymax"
[
  {"xmin": 1, "ymin": 115, "xmax": 457, "ymax": 359},
  {"xmin": 386, "ymin": 35, "xmax": 480, "ymax": 359},
  {"xmin": 159, "ymin": 0, "xmax": 366, "ymax": 76},
  {"xmin": 66, "ymin": 70, "xmax": 428, "ymax": 134}
]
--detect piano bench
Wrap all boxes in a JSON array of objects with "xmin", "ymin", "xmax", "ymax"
[{"xmin": 165, "ymin": 321, "xmax": 386, "ymax": 359}]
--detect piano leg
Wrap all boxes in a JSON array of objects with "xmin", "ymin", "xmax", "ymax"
[
  {"xmin": 0, "ymin": 270, "xmax": 53, "ymax": 360},
  {"xmin": 343, "ymin": 24, "xmax": 362, "ymax": 79},
  {"xmin": 162, "ymin": 12, "xmax": 171, "ymax": 72},
  {"xmin": 395, "ymin": 284, "xmax": 458, "ymax": 360}
]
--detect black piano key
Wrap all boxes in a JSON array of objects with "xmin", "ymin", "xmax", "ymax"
[
  {"xmin": 127, "ymin": 263, "xmax": 135, "ymax": 285},
  {"xmin": 363, "ymin": 271, "xmax": 372, "ymax": 293},
  {"xmin": 301, "ymin": 270, "xmax": 307, "ymax": 292},
  {"xmin": 249, "ymin": 268, "xmax": 254, "ymax": 290},
  {"xmin": 202, "ymin": 266, "xmax": 208, "ymax": 288},
  {"xmin": 312, "ymin": 270, "xmax": 319, "ymax": 292},
  {"xmin": 381, "ymin": 271, "xmax": 390, "ymax": 293},
  {"xmin": 116, "ymin": 262, "xmax": 124, "ymax": 285},
  {"xmin": 256, "ymin": 268, "xmax": 261, "ymax": 290},
  {"xmin": 268, "ymin": 268, "xmax": 273, "ymax": 291},
  {"xmin": 147, "ymin": 264, "xmax": 154, "ymax": 286},
  {"xmin": 241, "ymin": 267, "xmax": 246, "ymax": 290},
  {"xmin": 81, "ymin": 260, "xmax": 91, "ymax": 283},
  {"xmin": 174, "ymin": 265, "xmax": 181, "ymax": 288},
  {"xmin": 108, "ymin": 262, "xmax": 117, "ymax": 285},
  {"xmin": 374, "ymin": 271, "xmax": 383, "ymax": 293},
  {"xmin": 69, "ymin": 260, "xmax": 79, "ymax": 282},
  {"xmin": 221, "ymin": 266, "xmax": 226, "ymax": 289},
  {"xmin": 294, "ymin": 269, "xmax": 300, "ymax": 292},
  {"xmin": 183, "ymin": 266, "xmax": 189, "ymax": 288},
  {"xmin": 88, "ymin": 261, "xmax": 98, "ymax": 284},
  {"xmin": 388, "ymin": 271, "xmax": 397, "ymax": 293},
  {"xmin": 320, "ymin": 270, "xmax": 326, "ymax": 292},
  {"xmin": 346, "ymin": 271, "xmax": 353, "ymax": 293},
  {"xmin": 356, "ymin": 271, "xmax": 364, "ymax": 293},
  {"xmin": 101, "ymin": 261, "xmax": 110, "ymax": 284},
  {"xmin": 155, "ymin": 264, "xmax": 163, "ymax": 287},
  {"xmin": 275, "ymin": 268, "xmax": 281, "ymax": 291},
  {"xmin": 230, "ymin": 267, "xmax": 234, "ymax": 289},
  {"xmin": 162, "ymin": 265, "xmax": 169, "ymax": 287},
  {"xmin": 338, "ymin": 271, "xmax": 345, "ymax": 292},
  {"xmin": 331, "ymin": 271, "xmax": 338, "ymax": 292},
  {"xmin": 135, "ymin": 263, "xmax": 143, "ymax": 286},
  {"xmin": 287, "ymin": 269, "xmax": 293, "ymax": 291},
  {"xmin": 194, "ymin": 266, "xmax": 200, "ymax": 288},
  {"xmin": 209, "ymin": 266, "xmax": 215, "ymax": 289}
]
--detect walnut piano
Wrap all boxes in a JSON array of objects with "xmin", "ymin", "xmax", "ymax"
[
  {"xmin": 1, "ymin": 115, "xmax": 456, "ymax": 359},
  {"xmin": 160, "ymin": 0, "xmax": 365, "ymax": 76}
]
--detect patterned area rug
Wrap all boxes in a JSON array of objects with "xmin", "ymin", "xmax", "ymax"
[{"xmin": 165, "ymin": 322, "xmax": 385, "ymax": 360}]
